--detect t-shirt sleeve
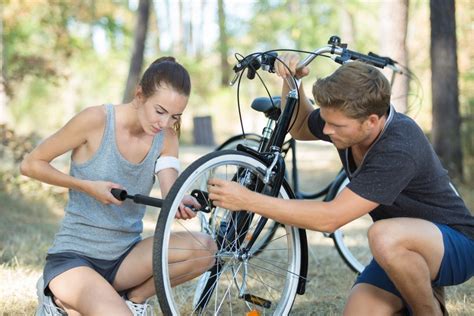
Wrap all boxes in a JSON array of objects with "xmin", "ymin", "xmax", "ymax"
[
  {"xmin": 347, "ymin": 151, "xmax": 416, "ymax": 205},
  {"xmin": 308, "ymin": 109, "xmax": 331, "ymax": 142}
]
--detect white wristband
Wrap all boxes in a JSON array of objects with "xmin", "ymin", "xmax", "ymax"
[{"xmin": 155, "ymin": 156, "xmax": 180, "ymax": 174}]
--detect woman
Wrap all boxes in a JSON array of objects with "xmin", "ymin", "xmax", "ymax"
[{"xmin": 21, "ymin": 57, "xmax": 217, "ymax": 315}]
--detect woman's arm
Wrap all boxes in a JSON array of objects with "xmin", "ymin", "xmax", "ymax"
[
  {"xmin": 155, "ymin": 128, "xmax": 197, "ymax": 219},
  {"xmin": 20, "ymin": 106, "xmax": 123, "ymax": 205},
  {"xmin": 155, "ymin": 128, "xmax": 180, "ymax": 198}
]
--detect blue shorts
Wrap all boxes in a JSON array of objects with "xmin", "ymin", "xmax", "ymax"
[
  {"xmin": 354, "ymin": 223, "xmax": 474, "ymax": 298},
  {"xmin": 42, "ymin": 244, "xmax": 137, "ymax": 296}
]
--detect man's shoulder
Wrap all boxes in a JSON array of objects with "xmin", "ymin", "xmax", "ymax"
[{"xmin": 380, "ymin": 112, "xmax": 428, "ymax": 149}]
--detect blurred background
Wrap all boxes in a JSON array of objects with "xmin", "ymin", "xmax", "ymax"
[
  {"xmin": 1, "ymin": 1, "xmax": 473, "ymax": 314},
  {"xmin": 1, "ymin": 0, "xmax": 473, "ymax": 180}
]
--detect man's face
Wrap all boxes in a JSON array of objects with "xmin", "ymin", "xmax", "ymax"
[{"xmin": 319, "ymin": 107, "xmax": 372, "ymax": 149}]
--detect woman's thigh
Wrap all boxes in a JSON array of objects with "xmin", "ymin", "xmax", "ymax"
[
  {"xmin": 113, "ymin": 233, "xmax": 217, "ymax": 291},
  {"xmin": 49, "ymin": 266, "xmax": 129, "ymax": 315}
]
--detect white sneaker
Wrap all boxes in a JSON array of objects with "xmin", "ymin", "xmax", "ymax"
[
  {"xmin": 35, "ymin": 276, "xmax": 67, "ymax": 316},
  {"xmin": 124, "ymin": 297, "xmax": 154, "ymax": 316},
  {"xmin": 193, "ymin": 271, "xmax": 211, "ymax": 309}
]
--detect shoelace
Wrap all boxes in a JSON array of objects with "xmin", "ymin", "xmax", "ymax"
[{"xmin": 126, "ymin": 300, "xmax": 154, "ymax": 316}]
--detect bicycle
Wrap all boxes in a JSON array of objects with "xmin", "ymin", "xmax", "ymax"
[{"xmin": 214, "ymin": 98, "xmax": 371, "ymax": 275}]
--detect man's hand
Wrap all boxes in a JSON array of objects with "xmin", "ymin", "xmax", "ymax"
[
  {"xmin": 207, "ymin": 178, "xmax": 252, "ymax": 211},
  {"xmin": 176, "ymin": 195, "xmax": 200, "ymax": 219},
  {"xmin": 275, "ymin": 53, "xmax": 310, "ymax": 80}
]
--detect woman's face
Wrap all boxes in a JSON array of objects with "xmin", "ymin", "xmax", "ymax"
[{"xmin": 137, "ymin": 85, "xmax": 189, "ymax": 136}]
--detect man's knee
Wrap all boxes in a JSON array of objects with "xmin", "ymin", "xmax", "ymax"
[{"xmin": 367, "ymin": 219, "xmax": 404, "ymax": 263}]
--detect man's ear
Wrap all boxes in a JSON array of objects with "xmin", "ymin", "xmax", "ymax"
[{"xmin": 366, "ymin": 114, "xmax": 380, "ymax": 128}]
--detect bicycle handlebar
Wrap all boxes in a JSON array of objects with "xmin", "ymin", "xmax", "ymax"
[{"xmin": 231, "ymin": 35, "xmax": 403, "ymax": 90}]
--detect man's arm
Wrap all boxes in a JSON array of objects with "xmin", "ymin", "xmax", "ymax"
[
  {"xmin": 208, "ymin": 178, "xmax": 378, "ymax": 232},
  {"xmin": 276, "ymin": 53, "xmax": 319, "ymax": 141}
]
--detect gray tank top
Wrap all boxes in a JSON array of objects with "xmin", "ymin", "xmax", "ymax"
[{"xmin": 48, "ymin": 104, "xmax": 164, "ymax": 260}]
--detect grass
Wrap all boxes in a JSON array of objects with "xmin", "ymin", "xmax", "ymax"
[{"xmin": 0, "ymin": 144, "xmax": 473, "ymax": 315}]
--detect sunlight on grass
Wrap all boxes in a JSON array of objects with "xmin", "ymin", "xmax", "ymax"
[
  {"xmin": 0, "ymin": 265, "xmax": 40, "ymax": 315},
  {"xmin": 0, "ymin": 145, "xmax": 473, "ymax": 315}
]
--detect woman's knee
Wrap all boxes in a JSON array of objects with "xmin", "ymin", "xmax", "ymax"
[
  {"xmin": 197, "ymin": 234, "xmax": 218, "ymax": 270},
  {"xmin": 344, "ymin": 283, "xmax": 404, "ymax": 316}
]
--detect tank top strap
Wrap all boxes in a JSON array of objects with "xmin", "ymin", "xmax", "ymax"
[{"xmin": 103, "ymin": 104, "xmax": 115, "ymax": 142}]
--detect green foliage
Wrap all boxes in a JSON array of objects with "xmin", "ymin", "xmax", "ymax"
[{"xmin": 3, "ymin": 0, "xmax": 473, "ymax": 177}]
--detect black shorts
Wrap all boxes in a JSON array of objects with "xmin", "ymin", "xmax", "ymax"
[{"xmin": 42, "ymin": 243, "xmax": 137, "ymax": 295}]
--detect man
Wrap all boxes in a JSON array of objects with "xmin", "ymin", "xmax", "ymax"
[{"xmin": 208, "ymin": 54, "xmax": 474, "ymax": 315}]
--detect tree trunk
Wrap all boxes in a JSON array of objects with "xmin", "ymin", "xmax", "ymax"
[
  {"xmin": 122, "ymin": 0, "xmax": 150, "ymax": 103},
  {"xmin": 175, "ymin": 0, "xmax": 184, "ymax": 54},
  {"xmin": 195, "ymin": 1, "xmax": 206, "ymax": 60},
  {"xmin": 0, "ymin": 16, "xmax": 9, "ymax": 124},
  {"xmin": 380, "ymin": 0, "xmax": 409, "ymax": 113},
  {"xmin": 337, "ymin": 0, "xmax": 356, "ymax": 46},
  {"xmin": 217, "ymin": 0, "xmax": 230, "ymax": 86},
  {"xmin": 430, "ymin": 0, "xmax": 463, "ymax": 180}
]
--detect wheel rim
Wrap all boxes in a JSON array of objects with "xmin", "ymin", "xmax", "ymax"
[{"xmin": 155, "ymin": 152, "xmax": 301, "ymax": 315}]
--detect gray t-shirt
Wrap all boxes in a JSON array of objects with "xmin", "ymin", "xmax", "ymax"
[
  {"xmin": 308, "ymin": 106, "xmax": 474, "ymax": 240},
  {"xmin": 48, "ymin": 104, "xmax": 164, "ymax": 259}
]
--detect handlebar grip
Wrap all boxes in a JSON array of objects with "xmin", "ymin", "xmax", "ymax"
[
  {"xmin": 368, "ymin": 52, "xmax": 396, "ymax": 65},
  {"xmin": 111, "ymin": 188, "xmax": 128, "ymax": 201},
  {"xmin": 345, "ymin": 49, "xmax": 388, "ymax": 68}
]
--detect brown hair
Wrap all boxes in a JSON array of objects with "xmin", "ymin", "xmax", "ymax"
[
  {"xmin": 312, "ymin": 62, "xmax": 391, "ymax": 119},
  {"xmin": 139, "ymin": 56, "xmax": 191, "ymax": 134}
]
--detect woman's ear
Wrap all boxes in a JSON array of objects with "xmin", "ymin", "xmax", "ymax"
[{"xmin": 134, "ymin": 86, "xmax": 144, "ymax": 100}]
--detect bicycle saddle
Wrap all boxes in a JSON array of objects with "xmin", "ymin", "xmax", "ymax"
[{"xmin": 251, "ymin": 96, "xmax": 281, "ymax": 120}]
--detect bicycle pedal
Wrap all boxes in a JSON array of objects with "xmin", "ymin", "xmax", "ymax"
[{"xmin": 241, "ymin": 293, "xmax": 272, "ymax": 309}]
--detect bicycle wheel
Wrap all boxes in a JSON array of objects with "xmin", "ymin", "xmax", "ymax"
[
  {"xmin": 215, "ymin": 133, "xmax": 262, "ymax": 151},
  {"xmin": 154, "ymin": 150, "xmax": 304, "ymax": 315},
  {"xmin": 331, "ymin": 176, "xmax": 373, "ymax": 274}
]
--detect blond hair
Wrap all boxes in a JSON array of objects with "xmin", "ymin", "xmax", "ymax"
[{"xmin": 312, "ymin": 62, "xmax": 391, "ymax": 119}]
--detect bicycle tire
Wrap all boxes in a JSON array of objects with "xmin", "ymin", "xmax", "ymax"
[
  {"xmin": 215, "ymin": 133, "xmax": 262, "ymax": 151},
  {"xmin": 330, "ymin": 175, "xmax": 372, "ymax": 274},
  {"xmin": 153, "ymin": 150, "xmax": 304, "ymax": 315}
]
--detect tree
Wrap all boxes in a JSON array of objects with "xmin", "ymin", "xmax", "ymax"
[
  {"xmin": 217, "ymin": 0, "xmax": 230, "ymax": 86},
  {"xmin": 0, "ymin": 16, "xmax": 8, "ymax": 124},
  {"xmin": 430, "ymin": 0, "xmax": 463, "ymax": 179},
  {"xmin": 380, "ymin": 0, "xmax": 409, "ymax": 113},
  {"xmin": 123, "ymin": 0, "xmax": 151, "ymax": 103}
]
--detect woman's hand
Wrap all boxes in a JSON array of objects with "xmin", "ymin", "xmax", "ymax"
[
  {"xmin": 175, "ymin": 195, "xmax": 200, "ymax": 219},
  {"xmin": 207, "ymin": 178, "xmax": 251, "ymax": 211},
  {"xmin": 274, "ymin": 53, "xmax": 310, "ymax": 80},
  {"xmin": 82, "ymin": 180, "xmax": 124, "ymax": 205}
]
